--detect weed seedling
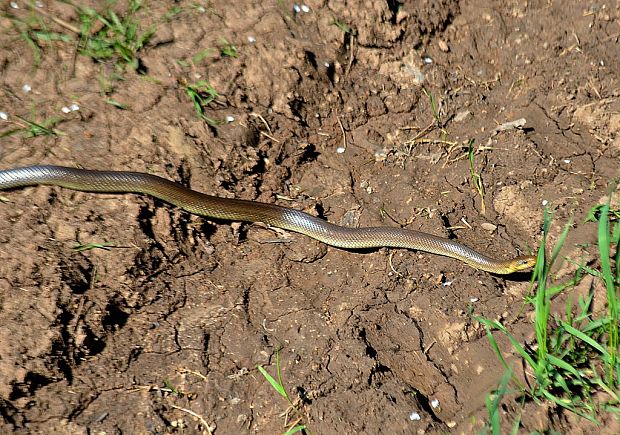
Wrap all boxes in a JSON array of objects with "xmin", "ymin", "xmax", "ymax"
[
  {"xmin": 467, "ymin": 139, "xmax": 486, "ymax": 215},
  {"xmin": 257, "ymin": 348, "xmax": 308, "ymax": 435},
  {"xmin": 0, "ymin": 114, "xmax": 65, "ymax": 138},
  {"xmin": 73, "ymin": 242, "xmax": 115, "ymax": 252},
  {"xmin": 330, "ymin": 16, "xmax": 356, "ymax": 36},
  {"xmin": 219, "ymin": 38, "xmax": 238, "ymax": 58},
  {"xmin": 76, "ymin": 0, "xmax": 155, "ymax": 72},
  {"xmin": 184, "ymin": 80, "xmax": 221, "ymax": 126}
]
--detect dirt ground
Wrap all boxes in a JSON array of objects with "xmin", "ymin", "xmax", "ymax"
[{"xmin": 0, "ymin": 0, "xmax": 618, "ymax": 434}]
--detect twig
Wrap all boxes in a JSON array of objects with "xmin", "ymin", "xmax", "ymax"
[
  {"xmin": 170, "ymin": 404, "xmax": 215, "ymax": 435},
  {"xmin": 337, "ymin": 115, "xmax": 347, "ymax": 151},
  {"xmin": 27, "ymin": 2, "xmax": 81, "ymax": 34}
]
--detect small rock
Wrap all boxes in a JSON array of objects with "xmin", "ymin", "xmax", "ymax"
[
  {"xmin": 438, "ymin": 39, "xmax": 449, "ymax": 52},
  {"xmin": 481, "ymin": 222, "xmax": 497, "ymax": 232},
  {"xmin": 454, "ymin": 110, "xmax": 471, "ymax": 122}
]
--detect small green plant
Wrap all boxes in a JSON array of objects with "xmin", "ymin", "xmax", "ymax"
[
  {"xmin": 7, "ymin": 0, "xmax": 155, "ymax": 72},
  {"xmin": 73, "ymin": 242, "xmax": 115, "ymax": 252},
  {"xmin": 164, "ymin": 5, "xmax": 184, "ymax": 20},
  {"xmin": 105, "ymin": 99, "xmax": 128, "ymax": 110},
  {"xmin": 219, "ymin": 38, "xmax": 238, "ymax": 58},
  {"xmin": 467, "ymin": 139, "xmax": 486, "ymax": 215},
  {"xmin": 478, "ymin": 182, "xmax": 619, "ymax": 431},
  {"xmin": 257, "ymin": 348, "xmax": 308, "ymax": 435},
  {"xmin": 163, "ymin": 379, "xmax": 183, "ymax": 398},
  {"xmin": 77, "ymin": 0, "xmax": 155, "ymax": 71},
  {"xmin": 330, "ymin": 17, "xmax": 356, "ymax": 36},
  {"xmin": 0, "ymin": 114, "xmax": 65, "ymax": 138},
  {"xmin": 176, "ymin": 48, "xmax": 216, "ymax": 68},
  {"xmin": 184, "ymin": 80, "xmax": 220, "ymax": 126},
  {"xmin": 422, "ymin": 87, "xmax": 441, "ymax": 126},
  {"xmin": 484, "ymin": 369, "xmax": 521, "ymax": 435}
]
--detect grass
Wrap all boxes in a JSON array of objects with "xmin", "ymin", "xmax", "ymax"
[
  {"xmin": 219, "ymin": 38, "xmax": 238, "ymax": 58},
  {"xmin": 76, "ymin": 0, "xmax": 155, "ymax": 72},
  {"xmin": 0, "ymin": 114, "xmax": 65, "ymax": 138},
  {"xmin": 105, "ymin": 99, "xmax": 128, "ymax": 110},
  {"xmin": 330, "ymin": 16, "xmax": 356, "ymax": 36},
  {"xmin": 485, "ymin": 368, "xmax": 520, "ymax": 435},
  {"xmin": 184, "ymin": 80, "xmax": 221, "ymax": 126},
  {"xmin": 422, "ymin": 87, "xmax": 441, "ymax": 126},
  {"xmin": 6, "ymin": 0, "xmax": 155, "ymax": 73},
  {"xmin": 73, "ymin": 242, "xmax": 115, "ymax": 252},
  {"xmin": 467, "ymin": 139, "xmax": 486, "ymax": 215},
  {"xmin": 478, "ymin": 182, "xmax": 620, "ymax": 433},
  {"xmin": 257, "ymin": 348, "xmax": 309, "ymax": 435}
]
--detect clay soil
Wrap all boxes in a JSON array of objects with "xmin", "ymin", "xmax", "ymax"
[{"xmin": 1, "ymin": 1, "xmax": 619, "ymax": 434}]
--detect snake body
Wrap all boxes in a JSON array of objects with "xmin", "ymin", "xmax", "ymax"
[{"xmin": 0, "ymin": 165, "xmax": 536, "ymax": 274}]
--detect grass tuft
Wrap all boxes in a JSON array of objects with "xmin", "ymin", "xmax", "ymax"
[
  {"xmin": 257, "ymin": 348, "xmax": 309, "ymax": 435},
  {"xmin": 184, "ymin": 80, "xmax": 221, "ymax": 126},
  {"xmin": 0, "ymin": 114, "xmax": 65, "ymax": 138},
  {"xmin": 478, "ymin": 182, "xmax": 619, "ymax": 431},
  {"xmin": 77, "ymin": 0, "xmax": 155, "ymax": 72},
  {"xmin": 219, "ymin": 38, "xmax": 238, "ymax": 58}
]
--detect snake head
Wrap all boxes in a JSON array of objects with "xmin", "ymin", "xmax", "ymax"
[{"xmin": 510, "ymin": 255, "xmax": 538, "ymax": 272}]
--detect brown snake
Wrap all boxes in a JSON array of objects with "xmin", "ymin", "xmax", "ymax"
[{"xmin": 0, "ymin": 165, "xmax": 536, "ymax": 274}]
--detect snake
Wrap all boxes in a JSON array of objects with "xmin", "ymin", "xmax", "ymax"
[{"xmin": 0, "ymin": 165, "xmax": 537, "ymax": 274}]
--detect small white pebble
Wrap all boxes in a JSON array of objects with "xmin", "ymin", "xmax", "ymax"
[
  {"xmin": 225, "ymin": 115, "xmax": 235, "ymax": 123},
  {"xmin": 22, "ymin": 84, "xmax": 31, "ymax": 93},
  {"xmin": 443, "ymin": 281, "xmax": 453, "ymax": 287},
  {"xmin": 423, "ymin": 56, "xmax": 433, "ymax": 64},
  {"xmin": 10, "ymin": 1, "xmax": 18, "ymax": 9},
  {"xmin": 0, "ymin": 112, "xmax": 8, "ymax": 121},
  {"xmin": 293, "ymin": 4, "xmax": 301, "ymax": 13},
  {"xmin": 247, "ymin": 36, "xmax": 256, "ymax": 43},
  {"xmin": 69, "ymin": 103, "xmax": 80, "ymax": 111},
  {"xmin": 301, "ymin": 4, "xmax": 310, "ymax": 12},
  {"xmin": 35, "ymin": 0, "xmax": 44, "ymax": 7},
  {"xmin": 324, "ymin": 62, "xmax": 330, "ymax": 68},
  {"xmin": 542, "ymin": 199, "xmax": 548, "ymax": 206},
  {"xmin": 61, "ymin": 106, "xmax": 71, "ymax": 114},
  {"xmin": 470, "ymin": 297, "xmax": 479, "ymax": 303},
  {"xmin": 336, "ymin": 146, "xmax": 346, "ymax": 154},
  {"xmin": 409, "ymin": 411, "xmax": 421, "ymax": 421},
  {"xmin": 563, "ymin": 159, "xmax": 571, "ymax": 164},
  {"xmin": 431, "ymin": 399, "xmax": 440, "ymax": 408}
]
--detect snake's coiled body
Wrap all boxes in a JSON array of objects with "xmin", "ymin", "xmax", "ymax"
[{"xmin": 0, "ymin": 165, "xmax": 536, "ymax": 274}]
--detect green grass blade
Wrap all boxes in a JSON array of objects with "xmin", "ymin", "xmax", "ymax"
[
  {"xmin": 477, "ymin": 318, "xmax": 538, "ymax": 371},
  {"xmin": 257, "ymin": 365, "xmax": 287, "ymax": 399},
  {"xmin": 485, "ymin": 368, "xmax": 512, "ymax": 435},
  {"xmin": 541, "ymin": 389, "xmax": 599, "ymax": 424},
  {"xmin": 560, "ymin": 321, "xmax": 610, "ymax": 359},
  {"xmin": 284, "ymin": 425, "xmax": 306, "ymax": 435},
  {"xmin": 549, "ymin": 216, "xmax": 573, "ymax": 268},
  {"xmin": 547, "ymin": 354, "xmax": 580, "ymax": 378},
  {"xmin": 597, "ymin": 189, "xmax": 619, "ymax": 386}
]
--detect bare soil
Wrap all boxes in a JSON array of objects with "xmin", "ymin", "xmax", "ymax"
[{"xmin": 1, "ymin": 0, "xmax": 619, "ymax": 434}]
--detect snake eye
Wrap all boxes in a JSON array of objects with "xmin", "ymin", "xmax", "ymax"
[{"xmin": 514, "ymin": 255, "xmax": 537, "ymax": 271}]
